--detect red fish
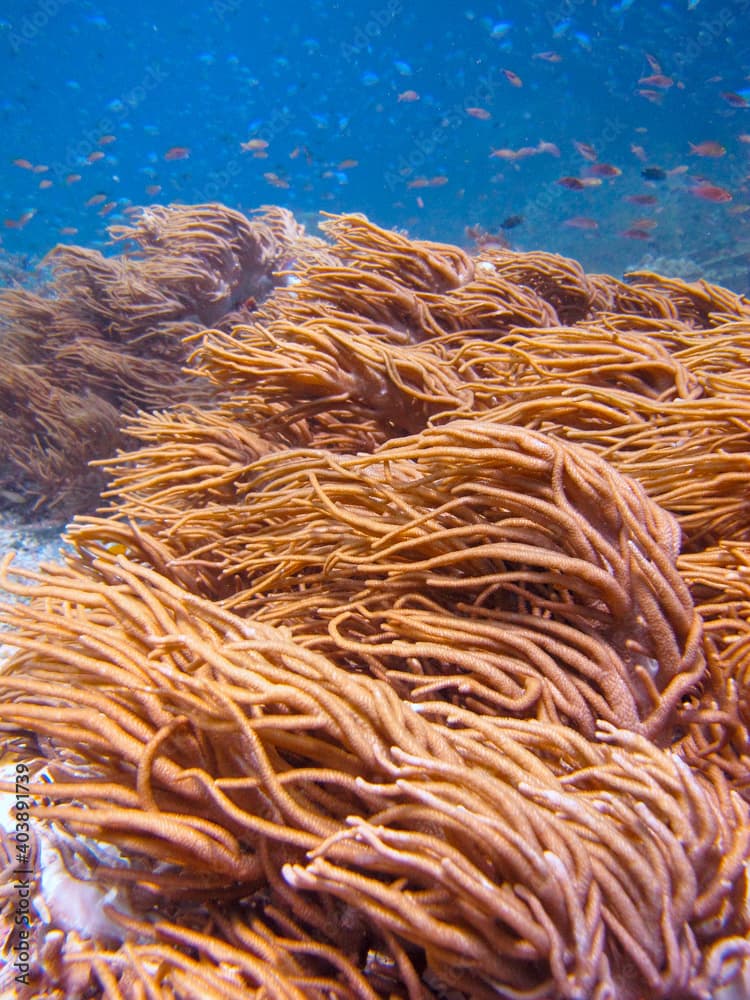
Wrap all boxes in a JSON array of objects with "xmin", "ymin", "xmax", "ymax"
[
  {"xmin": 164, "ymin": 146, "xmax": 191, "ymax": 161},
  {"xmin": 38, "ymin": 179, "xmax": 53, "ymax": 189},
  {"xmin": 65, "ymin": 173, "xmax": 82, "ymax": 184},
  {"xmin": 620, "ymin": 228, "xmax": 652, "ymax": 239},
  {"xmin": 645, "ymin": 53, "xmax": 662, "ymax": 73},
  {"xmin": 263, "ymin": 171, "xmax": 289, "ymax": 188},
  {"xmin": 4, "ymin": 210, "xmax": 36, "ymax": 229},
  {"xmin": 502, "ymin": 69, "xmax": 523, "ymax": 87},
  {"xmin": 533, "ymin": 51, "xmax": 562, "ymax": 62},
  {"xmin": 466, "ymin": 107, "xmax": 492, "ymax": 119},
  {"xmin": 87, "ymin": 150, "xmax": 105, "ymax": 163},
  {"xmin": 638, "ymin": 74, "xmax": 674, "ymax": 88},
  {"xmin": 241, "ymin": 138, "xmax": 268, "ymax": 151},
  {"xmin": 397, "ymin": 90, "xmax": 420, "ymax": 102},
  {"xmin": 586, "ymin": 163, "xmax": 622, "ymax": 177},
  {"xmin": 690, "ymin": 183, "xmax": 732, "ymax": 202},
  {"xmin": 536, "ymin": 140, "xmax": 560, "ymax": 157},
  {"xmin": 721, "ymin": 92, "xmax": 749, "ymax": 108},
  {"xmin": 625, "ymin": 194, "xmax": 658, "ymax": 205},
  {"xmin": 689, "ymin": 141, "xmax": 726, "ymax": 157},
  {"xmin": 85, "ymin": 193, "xmax": 107, "ymax": 207},
  {"xmin": 557, "ymin": 176, "xmax": 586, "ymax": 190},
  {"xmin": 637, "ymin": 89, "xmax": 664, "ymax": 104},
  {"xmin": 338, "ymin": 159, "xmax": 359, "ymax": 169},
  {"xmin": 145, "ymin": 184, "xmax": 162, "ymax": 196},
  {"xmin": 98, "ymin": 134, "xmax": 116, "ymax": 144},
  {"xmin": 573, "ymin": 141, "xmax": 597, "ymax": 161},
  {"xmin": 12, "ymin": 158, "xmax": 33, "ymax": 170},
  {"xmin": 564, "ymin": 216, "xmax": 599, "ymax": 229}
]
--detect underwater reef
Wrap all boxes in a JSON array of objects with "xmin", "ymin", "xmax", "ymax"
[
  {"xmin": 0, "ymin": 209, "xmax": 749, "ymax": 999},
  {"xmin": 0, "ymin": 203, "xmax": 318, "ymax": 514}
]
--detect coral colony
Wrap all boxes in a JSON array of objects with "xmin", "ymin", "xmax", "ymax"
[{"xmin": 1, "ymin": 205, "xmax": 749, "ymax": 999}]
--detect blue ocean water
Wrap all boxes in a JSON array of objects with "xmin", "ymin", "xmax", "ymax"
[{"xmin": 1, "ymin": 0, "xmax": 749, "ymax": 287}]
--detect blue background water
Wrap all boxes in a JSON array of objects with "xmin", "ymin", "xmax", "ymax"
[{"xmin": 1, "ymin": 0, "xmax": 749, "ymax": 287}]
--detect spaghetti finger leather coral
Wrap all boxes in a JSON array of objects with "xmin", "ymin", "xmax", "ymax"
[
  {"xmin": 1, "ymin": 209, "xmax": 749, "ymax": 999},
  {"xmin": 0, "ymin": 558, "xmax": 746, "ymax": 999},
  {"xmin": 79, "ymin": 419, "xmax": 703, "ymax": 742}
]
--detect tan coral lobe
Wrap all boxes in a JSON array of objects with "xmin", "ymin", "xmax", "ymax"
[{"xmin": 0, "ymin": 208, "xmax": 749, "ymax": 999}]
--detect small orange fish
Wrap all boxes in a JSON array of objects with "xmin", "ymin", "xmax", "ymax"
[
  {"xmin": 536, "ymin": 140, "xmax": 560, "ymax": 157},
  {"xmin": 98, "ymin": 201, "xmax": 117, "ymax": 216},
  {"xmin": 85, "ymin": 193, "xmax": 107, "ymax": 207},
  {"xmin": 240, "ymin": 138, "xmax": 268, "ymax": 151},
  {"xmin": 164, "ymin": 146, "xmax": 191, "ymax": 160},
  {"xmin": 689, "ymin": 141, "xmax": 726, "ymax": 157},
  {"xmin": 397, "ymin": 90, "xmax": 420, "ymax": 102},
  {"xmin": 38, "ymin": 179, "xmax": 53, "ymax": 189},
  {"xmin": 4, "ymin": 210, "xmax": 36, "ymax": 229},
  {"xmin": 573, "ymin": 141, "xmax": 597, "ymax": 162},
  {"xmin": 625, "ymin": 194, "xmax": 658, "ymax": 205},
  {"xmin": 630, "ymin": 144, "xmax": 648, "ymax": 162},
  {"xmin": 621, "ymin": 227, "xmax": 652, "ymax": 239},
  {"xmin": 645, "ymin": 53, "xmax": 662, "ymax": 74},
  {"xmin": 12, "ymin": 158, "xmax": 33, "ymax": 170},
  {"xmin": 557, "ymin": 176, "xmax": 586, "ymax": 190},
  {"xmin": 690, "ymin": 183, "xmax": 732, "ymax": 202},
  {"xmin": 721, "ymin": 92, "xmax": 749, "ymax": 108},
  {"xmin": 490, "ymin": 147, "xmax": 521, "ymax": 160},
  {"xmin": 32, "ymin": 164, "xmax": 49, "ymax": 173},
  {"xmin": 337, "ymin": 159, "xmax": 359, "ymax": 169},
  {"xmin": 564, "ymin": 216, "xmax": 599, "ymax": 230},
  {"xmin": 502, "ymin": 69, "xmax": 523, "ymax": 87},
  {"xmin": 533, "ymin": 51, "xmax": 561, "ymax": 62},
  {"xmin": 407, "ymin": 177, "xmax": 431, "ymax": 189},
  {"xmin": 629, "ymin": 218, "xmax": 657, "ymax": 229},
  {"xmin": 98, "ymin": 134, "xmax": 116, "ymax": 144},
  {"xmin": 263, "ymin": 171, "xmax": 289, "ymax": 188},
  {"xmin": 65, "ymin": 173, "xmax": 82, "ymax": 184},
  {"xmin": 466, "ymin": 107, "xmax": 492, "ymax": 120},
  {"xmin": 428, "ymin": 175, "xmax": 448, "ymax": 186},
  {"xmin": 87, "ymin": 150, "xmax": 105, "ymax": 163},
  {"xmin": 145, "ymin": 184, "xmax": 162, "ymax": 196},
  {"xmin": 638, "ymin": 74, "xmax": 673, "ymax": 88},
  {"xmin": 59, "ymin": 227, "xmax": 79, "ymax": 235},
  {"xmin": 587, "ymin": 163, "xmax": 622, "ymax": 177},
  {"xmin": 637, "ymin": 89, "xmax": 664, "ymax": 104}
]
